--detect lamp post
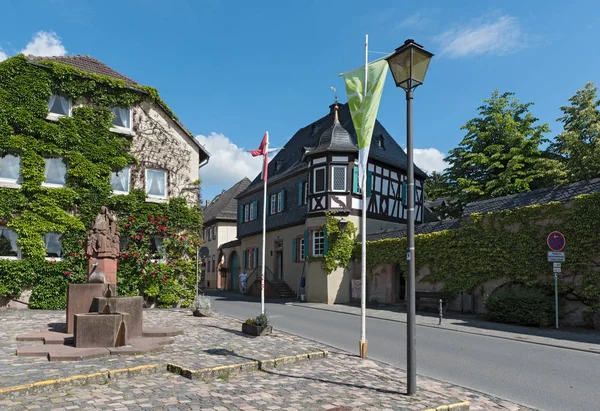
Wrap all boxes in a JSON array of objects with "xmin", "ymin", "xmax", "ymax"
[
  {"xmin": 385, "ymin": 39, "xmax": 433, "ymax": 396},
  {"xmin": 338, "ymin": 218, "xmax": 348, "ymax": 233}
]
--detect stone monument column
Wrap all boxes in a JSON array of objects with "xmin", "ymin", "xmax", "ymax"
[{"xmin": 86, "ymin": 206, "xmax": 120, "ymax": 285}]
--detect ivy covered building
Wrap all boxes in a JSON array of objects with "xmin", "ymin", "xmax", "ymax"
[
  {"xmin": 0, "ymin": 55, "xmax": 210, "ymax": 309},
  {"xmin": 219, "ymin": 102, "xmax": 427, "ymax": 304}
]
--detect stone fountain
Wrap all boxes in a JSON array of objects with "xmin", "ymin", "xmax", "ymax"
[{"xmin": 16, "ymin": 207, "xmax": 182, "ymax": 361}]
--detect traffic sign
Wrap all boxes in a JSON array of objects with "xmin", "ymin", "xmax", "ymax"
[
  {"xmin": 553, "ymin": 263, "xmax": 561, "ymax": 268},
  {"xmin": 548, "ymin": 251, "xmax": 565, "ymax": 262},
  {"xmin": 553, "ymin": 267, "xmax": 561, "ymax": 273},
  {"xmin": 547, "ymin": 231, "xmax": 566, "ymax": 252}
]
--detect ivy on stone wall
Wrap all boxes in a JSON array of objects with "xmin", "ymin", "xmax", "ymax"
[
  {"xmin": 312, "ymin": 212, "xmax": 356, "ymax": 275},
  {"xmin": 362, "ymin": 193, "xmax": 600, "ymax": 313},
  {"xmin": 0, "ymin": 55, "xmax": 201, "ymax": 309}
]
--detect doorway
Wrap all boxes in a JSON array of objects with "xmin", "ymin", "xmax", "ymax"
[
  {"xmin": 395, "ymin": 263, "xmax": 406, "ymax": 302},
  {"xmin": 275, "ymin": 250, "xmax": 283, "ymax": 280},
  {"xmin": 229, "ymin": 252, "xmax": 239, "ymax": 290}
]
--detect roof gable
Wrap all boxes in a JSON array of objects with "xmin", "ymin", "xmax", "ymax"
[{"xmin": 203, "ymin": 177, "xmax": 251, "ymax": 223}]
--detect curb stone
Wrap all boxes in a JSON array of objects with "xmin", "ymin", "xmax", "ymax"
[
  {"xmin": 0, "ymin": 351, "xmax": 329, "ymax": 399},
  {"xmin": 423, "ymin": 401, "xmax": 471, "ymax": 411}
]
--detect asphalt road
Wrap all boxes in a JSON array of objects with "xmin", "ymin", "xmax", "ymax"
[{"xmin": 209, "ymin": 293, "xmax": 600, "ymax": 411}]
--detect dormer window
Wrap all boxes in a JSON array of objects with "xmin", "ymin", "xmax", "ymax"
[
  {"xmin": 274, "ymin": 161, "xmax": 283, "ymax": 173},
  {"xmin": 42, "ymin": 158, "xmax": 67, "ymax": 188},
  {"xmin": 111, "ymin": 106, "xmax": 132, "ymax": 130},
  {"xmin": 47, "ymin": 93, "xmax": 71, "ymax": 119},
  {"xmin": 377, "ymin": 135, "xmax": 385, "ymax": 149},
  {"xmin": 0, "ymin": 154, "xmax": 21, "ymax": 186}
]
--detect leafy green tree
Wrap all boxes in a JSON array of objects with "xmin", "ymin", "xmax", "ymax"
[
  {"xmin": 443, "ymin": 90, "xmax": 563, "ymax": 215},
  {"xmin": 550, "ymin": 81, "xmax": 600, "ymax": 183},
  {"xmin": 424, "ymin": 171, "xmax": 449, "ymax": 201}
]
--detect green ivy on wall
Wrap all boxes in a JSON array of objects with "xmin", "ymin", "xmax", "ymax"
[
  {"xmin": 0, "ymin": 55, "xmax": 202, "ymax": 309},
  {"xmin": 309, "ymin": 212, "xmax": 357, "ymax": 275},
  {"xmin": 361, "ymin": 193, "xmax": 600, "ymax": 313}
]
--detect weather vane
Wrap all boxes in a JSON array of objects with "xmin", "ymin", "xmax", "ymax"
[{"xmin": 330, "ymin": 86, "xmax": 338, "ymax": 104}]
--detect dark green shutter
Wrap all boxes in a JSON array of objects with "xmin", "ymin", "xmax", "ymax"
[
  {"xmin": 366, "ymin": 171, "xmax": 373, "ymax": 196},
  {"xmin": 323, "ymin": 228, "xmax": 329, "ymax": 256},
  {"xmin": 252, "ymin": 200, "xmax": 258, "ymax": 220},
  {"xmin": 242, "ymin": 250, "xmax": 247, "ymax": 269},
  {"xmin": 352, "ymin": 166, "xmax": 359, "ymax": 194},
  {"xmin": 281, "ymin": 190, "xmax": 286, "ymax": 210},
  {"xmin": 254, "ymin": 248, "xmax": 259, "ymax": 266},
  {"xmin": 239, "ymin": 204, "xmax": 244, "ymax": 223},
  {"xmin": 304, "ymin": 230, "xmax": 310, "ymax": 257},
  {"xmin": 298, "ymin": 183, "xmax": 303, "ymax": 205},
  {"xmin": 292, "ymin": 238, "xmax": 297, "ymax": 261},
  {"xmin": 401, "ymin": 182, "xmax": 417, "ymax": 206},
  {"xmin": 267, "ymin": 195, "xmax": 271, "ymax": 215}
]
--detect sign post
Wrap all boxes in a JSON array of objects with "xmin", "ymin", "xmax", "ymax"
[{"xmin": 547, "ymin": 232, "xmax": 565, "ymax": 329}]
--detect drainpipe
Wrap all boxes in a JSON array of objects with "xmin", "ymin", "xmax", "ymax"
[{"xmin": 198, "ymin": 156, "xmax": 210, "ymax": 204}]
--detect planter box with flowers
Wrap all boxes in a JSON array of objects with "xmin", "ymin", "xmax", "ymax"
[
  {"xmin": 242, "ymin": 313, "xmax": 272, "ymax": 336},
  {"xmin": 190, "ymin": 294, "xmax": 213, "ymax": 317}
]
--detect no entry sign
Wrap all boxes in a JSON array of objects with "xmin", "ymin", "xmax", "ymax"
[{"xmin": 547, "ymin": 231, "xmax": 566, "ymax": 252}]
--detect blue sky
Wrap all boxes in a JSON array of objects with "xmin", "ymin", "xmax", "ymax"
[{"xmin": 1, "ymin": 0, "xmax": 599, "ymax": 201}]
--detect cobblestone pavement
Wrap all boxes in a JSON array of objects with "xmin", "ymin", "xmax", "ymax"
[
  {"xmin": 287, "ymin": 302, "xmax": 600, "ymax": 354},
  {"xmin": 0, "ymin": 352, "xmax": 535, "ymax": 411},
  {"xmin": 0, "ymin": 309, "xmax": 533, "ymax": 410},
  {"xmin": 0, "ymin": 309, "xmax": 325, "ymax": 390}
]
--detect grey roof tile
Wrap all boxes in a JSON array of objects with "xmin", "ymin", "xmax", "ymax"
[
  {"xmin": 28, "ymin": 55, "xmax": 139, "ymax": 85},
  {"xmin": 366, "ymin": 218, "xmax": 462, "ymax": 241},
  {"xmin": 203, "ymin": 178, "xmax": 251, "ymax": 224},
  {"xmin": 239, "ymin": 102, "xmax": 427, "ymax": 196},
  {"xmin": 462, "ymin": 178, "xmax": 600, "ymax": 216}
]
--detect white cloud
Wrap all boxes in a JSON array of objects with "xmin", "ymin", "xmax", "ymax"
[
  {"xmin": 195, "ymin": 133, "xmax": 263, "ymax": 197},
  {"xmin": 397, "ymin": 12, "xmax": 430, "ymax": 29},
  {"xmin": 414, "ymin": 148, "xmax": 448, "ymax": 174},
  {"xmin": 20, "ymin": 31, "xmax": 66, "ymax": 57},
  {"xmin": 0, "ymin": 48, "xmax": 7, "ymax": 62},
  {"xmin": 434, "ymin": 15, "xmax": 524, "ymax": 58}
]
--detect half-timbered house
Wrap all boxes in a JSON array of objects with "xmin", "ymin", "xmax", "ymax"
[{"xmin": 219, "ymin": 102, "xmax": 427, "ymax": 304}]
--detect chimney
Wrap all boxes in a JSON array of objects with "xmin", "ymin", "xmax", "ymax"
[{"xmin": 205, "ymin": 199, "xmax": 210, "ymax": 206}]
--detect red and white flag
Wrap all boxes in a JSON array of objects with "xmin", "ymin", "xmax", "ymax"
[{"xmin": 250, "ymin": 132, "xmax": 269, "ymax": 181}]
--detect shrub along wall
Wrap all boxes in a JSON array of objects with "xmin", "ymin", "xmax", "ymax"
[
  {"xmin": 363, "ymin": 193, "xmax": 600, "ymax": 316},
  {"xmin": 0, "ymin": 55, "xmax": 202, "ymax": 309}
]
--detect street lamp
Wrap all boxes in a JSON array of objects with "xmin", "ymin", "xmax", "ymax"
[
  {"xmin": 338, "ymin": 218, "xmax": 348, "ymax": 232},
  {"xmin": 385, "ymin": 38, "xmax": 433, "ymax": 396}
]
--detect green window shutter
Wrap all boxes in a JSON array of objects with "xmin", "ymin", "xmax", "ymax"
[
  {"xmin": 242, "ymin": 250, "xmax": 247, "ymax": 269},
  {"xmin": 252, "ymin": 200, "xmax": 258, "ymax": 220},
  {"xmin": 281, "ymin": 190, "xmax": 286, "ymax": 210},
  {"xmin": 298, "ymin": 183, "xmax": 303, "ymax": 206},
  {"xmin": 292, "ymin": 238, "xmax": 297, "ymax": 262},
  {"xmin": 366, "ymin": 170, "xmax": 373, "ymax": 196},
  {"xmin": 352, "ymin": 166, "xmax": 359, "ymax": 194},
  {"xmin": 304, "ymin": 230, "xmax": 310, "ymax": 257},
  {"xmin": 266, "ymin": 196, "xmax": 271, "ymax": 215},
  {"xmin": 254, "ymin": 248, "xmax": 259, "ymax": 266},
  {"xmin": 402, "ymin": 181, "xmax": 407, "ymax": 206},
  {"xmin": 239, "ymin": 204, "xmax": 244, "ymax": 223},
  {"xmin": 323, "ymin": 228, "xmax": 329, "ymax": 256}
]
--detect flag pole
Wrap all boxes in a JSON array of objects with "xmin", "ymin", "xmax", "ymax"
[
  {"xmin": 261, "ymin": 133, "xmax": 269, "ymax": 315},
  {"xmin": 359, "ymin": 33, "xmax": 369, "ymax": 359}
]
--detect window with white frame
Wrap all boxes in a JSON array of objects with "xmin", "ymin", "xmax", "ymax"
[
  {"xmin": 304, "ymin": 181, "xmax": 308, "ymax": 204},
  {"xmin": 0, "ymin": 154, "xmax": 21, "ymax": 184},
  {"xmin": 150, "ymin": 236, "xmax": 165, "ymax": 260},
  {"xmin": 270, "ymin": 194, "xmax": 277, "ymax": 215},
  {"xmin": 44, "ymin": 233, "xmax": 63, "ymax": 259},
  {"xmin": 110, "ymin": 106, "xmax": 132, "ymax": 130},
  {"xmin": 299, "ymin": 238, "xmax": 305, "ymax": 261},
  {"xmin": 277, "ymin": 191, "xmax": 283, "ymax": 212},
  {"xmin": 48, "ymin": 93, "xmax": 71, "ymax": 117},
  {"xmin": 0, "ymin": 227, "xmax": 19, "ymax": 259},
  {"xmin": 212, "ymin": 226, "xmax": 216, "ymax": 241},
  {"xmin": 332, "ymin": 165, "xmax": 347, "ymax": 192},
  {"xmin": 43, "ymin": 158, "xmax": 67, "ymax": 187},
  {"xmin": 313, "ymin": 166, "xmax": 326, "ymax": 193},
  {"xmin": 244, "ymin": 204, "xmax": 249, "ymax": 223},
  {"xmin": 110, "ymin": 166, "xmax": 130, "ymax": 194},
  {"xmin": 146, "ymin": 168, "xmax": 167, "ymax": 198},
  {"xmin": 313, "ymin": 230, "xmax": 325, "ymax": 257},
  {"xmin": 249, "ymin": 202, "xmax": 255, "ymax": 221},
  {"xmin": 246, "ymin": 248, "xmax": 256, "ymax": 269}
]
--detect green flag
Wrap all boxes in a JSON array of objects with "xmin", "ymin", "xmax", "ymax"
[{"xmin": 343, "ymin": 59, "xmax": 388, "ymax": 190}]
